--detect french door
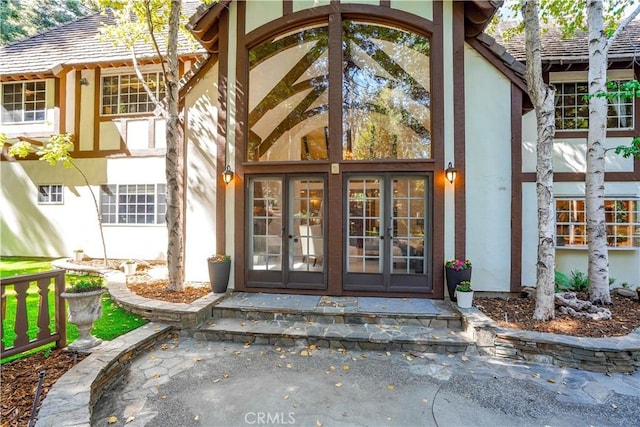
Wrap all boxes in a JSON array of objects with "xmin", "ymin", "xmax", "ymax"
[
  {"xmin": 344, "ymin": 174, "xmax": 432, "ymax": 293},
  {"xmin": 247, "ymin": 175, "xmax": 326, "ymax": 289}
]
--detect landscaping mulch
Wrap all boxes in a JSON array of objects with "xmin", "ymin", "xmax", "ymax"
[{"xmin": 127, "ymin": 280, "xmax": 210, "ymax": 303}]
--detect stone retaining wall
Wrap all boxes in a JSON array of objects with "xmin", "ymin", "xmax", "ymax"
[
  {"xmin": 460, "ymin": 307, "xmax": 640, "ymax": 373},
  {"xmin": 36, "ymin": 323, "xmax": 173, "ymax": 427}
]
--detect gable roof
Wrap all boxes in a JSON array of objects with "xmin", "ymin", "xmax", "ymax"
[
  {"xmin": 497, "ymin": 19, "xmax": 640, "ymax": 67},
  {"xmin": 0, "ymin": 2, "xmax": 204, "ymax": 81}
]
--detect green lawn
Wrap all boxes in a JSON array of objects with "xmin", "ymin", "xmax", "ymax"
[{"xmin": 1, "ymin": 257, "xmax": 147, "ymax": 363}]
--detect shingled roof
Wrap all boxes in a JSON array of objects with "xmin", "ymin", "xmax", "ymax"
[
  {"xmin": 0, "ymin": 2, "xmax": 204, "ymax": 81},
  {"xmin": 497, "ymin": 19, "xmax": 640, "ymax": 65}
]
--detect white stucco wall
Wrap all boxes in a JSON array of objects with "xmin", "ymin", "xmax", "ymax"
[
  {"xmin": 184, "ymin": 62, "xmax": 221, "ymax": 283},
  {"xmin": 391, "ymin": 0, "xmax": 432, "ymax": 20},
  {"xmin": 0, "ymin": 157, "xmax": 168, "ymax": 260},
  {"xmin": 246, "ymin": 0, "xmax": 282, "ymax": 33},
  {"xmin": 464, "ymin": 43, "xmax": 513, "ymax": 292}
]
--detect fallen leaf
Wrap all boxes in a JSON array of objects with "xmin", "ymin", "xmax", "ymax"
[
  {"xmin": 316, "ymin": 420, "xmax": 323, "ymax": 427},
  {"xmin": 387, "ymin": 385, "xmax": 395, "ymax": 390},
  {"xmin": 195, "ymin": 415, "xmax": 200, "ymax": 421},
  {"xmin": 107, "ymin": 416, "xmax": 118, "ymax": 424},
  {"xmin": 152, "ymin": 373, "xmax": 160, "ymax": 379},
  {"xmin": 342, "ymin": 365, "xmax": 350, "ymax": 371},
  {"xmin": 533, "ymin": 373, "xmax": 541, "ymax": 379},
  {"xmin": 611, "ymin": 404, "xmax": 618, "ymax": 409},
  {"xmin": 161, "ymin": 344, "xmax": 169, "ymax": 350},
  {"xmin": 386, "ymin": 352, "xmax": 391, "ymax": 356},
  {"xmin": 335, "ymin": 382, "xmax": 342, "ymax": 387},
  {"xmin": 280, "ymin": 354, "xmax": 287, "ymax": 359},
  {"xmin": 300, "ymin": 350, "xmax": 310, "ymax": 356},
  {"xmin": 309, "ymin": 344, "xmax": 317, "ymax": 350},
  {"xmin": 422, "ymin": 399, "xmax": 429, "ymax": 404},
  {"xmin": 160, "ymin": 395, "xmax": 167, "ymax": 399},
  {"xmin": 222, "ymin": 373, "xmax": 230, "ymax": 379},
  {"xmin": 125, "ymin": 416, "xmax": 135, "ymax": 424},
  {"xmin": 360, "ymin": 354, "xmax": 368, "ymax": 359},
  {"xmin": 240, "ymin": 322, "xmax": 246, "ymax": 327},
  {"xmin": 150, "ymin": 354, "xmax": 157, "ymax": 360},
  {"xmin": 284, "ymin": 395, "xmax": 289, "ymax": 400},
  {"xmin": 286, "ymin": 363, "xmax": 293, "ymax": 369},
  {"xmin": 547, "ymin": 379, "xmax": 555, "ymax": 384},
  {"xmin": 193, "ymin": 356, "xmax": 204, "ymax": 362},
  {"xmin": 461, "ymin": 356, "xmax": 469, "ymax": 362},
  {"xmin": 213, "ymin": 378, "xmax": 221, "ymax": 383},
  {"xmin": 405, "ymin": 355, "xmax": 413, "ymax": 361},
  {"xmin": 329, "ymin": 365, "xmax": 336, "ymax": 371},
  {"xmin": 244, "ymin": 342, "xmax": 251, "ymax": 348}
]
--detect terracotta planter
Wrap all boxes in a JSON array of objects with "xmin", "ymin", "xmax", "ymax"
[
  {"xmin": 61, "ymin": 288, "xmax": 106, "ymax": 351},
  {"xmin": 208, "ymin": 260, "xmax": 231, "ymax": 293},
  {"xmin": 456, "ymin": 290, "xmax": 474, "ymax": 308},
  {"xmin": 445, "ymin": 267, "xmax": 472, "ymax": 302}
]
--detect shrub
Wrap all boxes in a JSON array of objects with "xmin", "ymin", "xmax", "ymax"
[
  {"xmin": 65, "ymin": 275, "xmax": 105, "ymax": 293},
  {"xmin": 555, "ymin": 271, "xmax": 571, "ymax": 292},
  {"xmin": 569, "ymin": 270, "xmax": 589, "ymax": 292}
]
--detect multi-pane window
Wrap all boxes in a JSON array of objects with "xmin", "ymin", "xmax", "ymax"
[
  {"xmin": 100, "ymin": 184, "xmax": 167, "ymax": 225},
  {"xmin": 37, "ymin": 184, "xmax": 63, "ymax": 204},
  {"xmin": 1, "ymin": 81, "xmax": 46, "ymax": 123},
  {"xmin": 554, "ymin": 80, "xmax": 634, "ymax": 130},
  {"xmin": 101, "ymin": 72, "xmax": 165, "ymax": 115},
  {"xmin": 556, "ymin": 199, "xmax": 639, "ymax": 248}
]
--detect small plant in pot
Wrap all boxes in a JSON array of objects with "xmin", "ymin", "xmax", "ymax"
[
  {"xmin": 455, "ymin": 280, "xmax": 474, "ymax": 308},
  {"xmin": 207, "ymin": 254, "xmax": 231, "ymax": 293},
  {"xmin": 61, "ymin": 275, "xmax": 107, "ymax": 351},
  {"xmin": 444, "ymin": 258, "xmax": 472, "ymax": 302},
  {"xmin": 73, "ymin": 249, "xmax": 84, "ymax": 262},
  {"xmin": 122, "ymin": 259, "xmax": 137, "ymax": 275}
]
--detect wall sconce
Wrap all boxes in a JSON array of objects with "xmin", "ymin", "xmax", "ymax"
[
  {"xmin": 445, "ymin": 162, "xmax": 457, "ymax": 184},
  {"xmin": 79, "ymin": 78, "xmax": 89, "ymax": 86},
  {"xmin": 222, "ymin": 165, "xmax": 234, "ymax": 184}
]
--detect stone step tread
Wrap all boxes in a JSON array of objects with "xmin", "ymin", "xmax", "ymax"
[
  {"xmin": 212, "ymin": 306, "xmax": 461, "ymax": 320},
  {"xmin": 198, "ymin": 317, "xmax": 471, "ymax": 346}
]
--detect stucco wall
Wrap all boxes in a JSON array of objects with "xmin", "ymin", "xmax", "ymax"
[
  {"xmin": 464, "ymin": 43, "xmax": 513, "ymax": 292},
  {"xmin": 0, "ymin": 157, "xmax": 167, "ymax": 260},
  {"xmin": 184, "ymin": 63, "xmax": 221, "ymax": 283}
]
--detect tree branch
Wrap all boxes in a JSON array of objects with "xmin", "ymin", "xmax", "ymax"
[{"xmin": 606, "ymin": 5, "xmax": 640, "ymax": 52}]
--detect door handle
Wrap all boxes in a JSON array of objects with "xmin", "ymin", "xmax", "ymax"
[{"xmin": 387, "ymin": 226, "xmax": 393, "ymax": 239}]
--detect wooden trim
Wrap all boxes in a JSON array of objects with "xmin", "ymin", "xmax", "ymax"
[
  {"xmin": 233, "ymin": 0, "xmax": 246, "ymax": 292},
  {"xmin": 283, "ymin": 0, "xmax": 293, "ymax": 15},
  {"xmin": 380, "ymin": 0, "xmax": 391, "ymax": 7},
  {"xmin": 53, "ymin": 77, "xmax": 61, "ymax": 134},
  {"xmin": 74, "ymin": 71, "xmax": 81, "ymax": 152},
  {"xmin": 510, "ymin": 84, "xmax": 523, "ymax": 292},
  {"xmin": 555, "ymin": 129, "xmax": 636, "ymax": 138},
  {"xmin": 217, "ymin": 5, "xmax": 230, "ymax": 262},
  {"xmin": 452, "ymin": 1, "xmax": 465, "ymax": 261},
  {"xmin": 430, "ymin": 0, "xmax": 444, "ymax": 299},
  {"xmin": 93, "ymin": 68, "xmax": 101, "ymax": 151}
]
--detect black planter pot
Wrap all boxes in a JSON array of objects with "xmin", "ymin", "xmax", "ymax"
[
  {"xmin": 208, "ymin": 260, "xmax": 231, "ymax": 293},
  {"xmin": 445, "ymin": 266, "xmax": 472, "ymax": 302}
]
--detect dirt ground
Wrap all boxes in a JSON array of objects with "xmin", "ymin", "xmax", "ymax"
[{"xmin": 2, "ymin": 259, "xmax": 639, "ymax": 426}]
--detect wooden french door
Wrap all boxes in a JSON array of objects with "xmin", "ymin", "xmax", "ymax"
[
  {"xmin": 246, "ymin": 175, "xmax": 327, "ymax": 290},
  {"xmin": 344, "ymin": 174, "xmax": 432, "ymax": 293}
]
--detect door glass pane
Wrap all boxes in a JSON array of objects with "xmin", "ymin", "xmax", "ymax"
[
  {"xmin": 342, "ymin": 21, "xmax": 431, "ymax": 160},
  {"xmin": 249, "ymin": 178, "xmax": 283, "ymax": 271},
  {"xmin": 248, "ymin": 24, "xmax": 329, "ymax": 162},
  {"xmin": 290, "ymin": 179, "xmax": 324, "ymax": 271},
  {"xmin": 347, "ymin": 178, "xmax": 382, "ymax": 273},
  {"xmin": 391, "ymin": 177, "xmax": 425, "ymax": 274}
]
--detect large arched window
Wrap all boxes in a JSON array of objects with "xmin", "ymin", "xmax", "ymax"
[{"xmin": 247, "ymin": 19, "xmax": 430, "ymax": 162}]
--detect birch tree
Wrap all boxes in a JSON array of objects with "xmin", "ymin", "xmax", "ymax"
[
  {"xmin": 520, "ymin": 0, "xmax": 556, "ymax": 320},
  {"xmin": 585, "ymin": 0, "xmax": 640, "ymax": 304}
]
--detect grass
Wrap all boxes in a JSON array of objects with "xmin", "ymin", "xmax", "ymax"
[{"xmin": 1, "ymin": 257, "xmax": 147, "ymax": 364}]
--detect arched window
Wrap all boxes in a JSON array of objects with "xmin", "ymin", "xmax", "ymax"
[{"xmin": 247, "ymin": 19, "xmax": 430, "ymax": 162}]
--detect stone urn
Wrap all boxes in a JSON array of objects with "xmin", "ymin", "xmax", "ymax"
[{"xmin": 61, "ymin": 288, "xmax": 106, "ymax": 351}]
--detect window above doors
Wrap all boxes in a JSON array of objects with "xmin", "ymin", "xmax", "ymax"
[
  {"xmin": 1, "ymin": 81, "xmax": 46, "ymax": 124},
  {"xmin": 101, "ymin": 72, "xmax": 165, "ymax": 116},
  {"xmin": 246, "ymin": 19, "xmax": 431, "ymax": 163}
]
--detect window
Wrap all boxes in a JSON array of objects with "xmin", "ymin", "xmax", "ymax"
[
  {"xmin": 1, "ymin": 81, "xmax": 46, "ymax": 123},
  {"xmin": 554, "ymin": 80, "xmax": 634, "ymax": 130},
  {"xmin": 556, "ymin": 199, "xmax": 639, "ymax": 248},
  {"xmin": 101, "ymin": 72, "xmax": 165, "ymax": 116},
  {"xmin": 100, "ymin": 184, "xmax": 166, "ymax": 225},
  {"xmin": 37, "ymin": 185, "xmax": 63, "ymax": 204}
]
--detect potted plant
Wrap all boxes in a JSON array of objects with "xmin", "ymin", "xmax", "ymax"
[
  {"xmin": 122, "ymin": 259, "xmax": 137, "ymax": 275},
  {"xmin": 73, "ymin": 249, "xmax": 84, "ymax": 262},
  {"xmin": 207, "ymin": 254, "xmax": 231, "ymax": 293},
  {"xmin": 61, "ymin": 275, "xmax": 107, "ymax": 351},
  {"xmin": 455, "ymin": 280, "xmax": 474, "ymax": 308},
  {"xmin": 444, "ymin": 258, "xmax": 472, "ymax": 302}
]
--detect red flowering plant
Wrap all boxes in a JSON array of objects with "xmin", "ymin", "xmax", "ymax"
[
  {"xmin": 445, "ymin": 258, "xmax": 471, "ymax": 271},
  {"xmin": 208, "ymin": 254, "xmax": 231, "ymax": 263}
]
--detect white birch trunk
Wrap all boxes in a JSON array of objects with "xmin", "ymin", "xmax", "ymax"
[
  {"xmin": 522, "ymin": 0, "xmax": 555, "ymax": 320},
  {"xmin": 165, "ymin": 0, "xmax": 185, "ymax": 291},
  {"xmin": 586, "ymin": 1, "xmax": 611, "ymax": 304}
]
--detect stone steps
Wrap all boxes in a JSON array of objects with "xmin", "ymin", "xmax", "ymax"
[
  {"xmin": 194, "ymin": 292, "xmax": 473, "ymax": 353},
  {"xmin": 194, "ymin": 317, "xmax": 471, "ymax": 353}
]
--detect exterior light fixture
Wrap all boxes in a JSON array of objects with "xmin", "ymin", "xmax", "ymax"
[
  {"xmin": 222, "ymin": 165, "xmax": 234, "ymax": 184},
  {"xmin": 79, "ymin": 78, "xmax": 89, "ymax": 86},
  {"xmin": 445, "ymin": 162, "xmax": 457, "ymax": 184}
]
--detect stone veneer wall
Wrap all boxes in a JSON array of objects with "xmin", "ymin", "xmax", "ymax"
[{"xmin": 461, "ymin": 308, "xmax": 640, "ymax": 373}]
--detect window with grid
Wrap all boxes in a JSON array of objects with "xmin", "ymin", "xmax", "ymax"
[
  {"xmin": 556, "ymin": 199, "xmax": 639, "ymax": 248},
  {"xmin": 554, "ymin": 81, "xmax": 634, "ymax": 130},
  {"xmin": 100, "ymin": 184, "xmax": 167, "ymax": 225},
  {"xmin": 1, "ymin": 81, "xmax": 46, "ymax": 123},
  {"xmin": 101, "ymin": 72, "xmax": 165, "ymax": 116},
  {"xmin": 37, "ymin": 184, "xmax": 63, "ymax": 204}
]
